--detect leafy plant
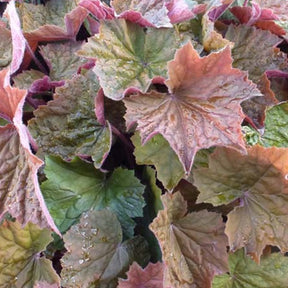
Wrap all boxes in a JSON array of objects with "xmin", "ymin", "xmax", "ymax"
[{"xmin": 1, "ymin": 0, "xmax": 288, "ymax": 287}]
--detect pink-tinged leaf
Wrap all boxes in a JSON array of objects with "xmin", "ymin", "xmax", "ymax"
[
  {"xmin": 165, "ymin": 0, "xmax": 206, "ymax": 24},
  {"xmin": 112, "ymin": 0, "xmax": 172, "ymax": 28},
  {"xmin": 124, "ymin": 42, "xmax": 261, "ymax": 174},
  {"xmin": 194, "ymin": 146, "xmax": 288, "ymax": 262},
  {"xmin": 254, "ymin": 0, "xmax": 288, "ymax": 23},
  {"xmin": 0, "ymin": 69, "xmax": 59, "ymax": 233},
  {"xmin": 149, "ymin": 192, "xmax": 228, "ymax": 288},
  {"xmin": 34, "ymin": 283, "xmax": 59, "ymax": 288},
  {"xmin": 18, "ymin": 0, "xmax": 88, "ymax": 43},
  {"xmin": 207, "ymin": 0, "xmax": 234, "ymax": 21},
  {"xmin": 79, "ymin": 0, "xmax": 115, "ymax": 20},
  {"xmin": 5, "ymin": 0, "xmax": 26, "ymax": 75},
  {"xmin": 118, "ymin": 262, "xmax": 164, "ymax": 288},
  {"xmin": 230, "ymin": 3, "xmax": 286, "ymax": 36},
  {"xmin": 242, "ymin": 73, "xmax": 278, "ymax": 129},
  {"xmin": 0, "ymin": 220, "xmax": 60, "ymax": 287},
  {"xmin": 0, "ymin": 69, "xmax": 26, "ymax": 121}
]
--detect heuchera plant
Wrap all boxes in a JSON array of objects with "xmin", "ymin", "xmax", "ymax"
[{"xmin": 1, "ymin": 0, "xmax": 288, "ymax": 287}]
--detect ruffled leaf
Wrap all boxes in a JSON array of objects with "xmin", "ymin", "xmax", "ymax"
[
  {"xmin": 150, "ymin": 191, "xmax": 228, "ymax": 288},
  {"xmin": 194, "ymin": 146, "xmax": 288, "ymax": 262},
  {"xmin": 77, "ymin": 19, "xmax": 178, "ymax": 100},
  {"xmin": 61, "ymin": 209, "xmax": 149, "ymax": 288},
  {"xmin": 28, "ymin": 74, "xmax": 112, "ymax": 169},
  {"xmin": 124, "ymin": 42, "xmax": 261, "ymax": 174},
  {"xmin": 41, "ymin": 156, "xmax": 145, "ymax": 237},
  {"xmin": 0, "ymin": 220, "xmax": 60, "ymax": 287},
  {"xmin": 254, "ymin": 0, "xmax": 288, "ymax": 37}
]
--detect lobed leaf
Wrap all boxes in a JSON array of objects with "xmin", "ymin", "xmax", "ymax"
[
  {"xmin": 61, "ymin": 209, "xmax": 149, "ymax": 288},
  {"xmin": 17, "ymin": 0, "xmax": 88, "ymax": 42},
  {"xmin": 28, "ymin": 74, "xmax": 112, "ymax": 169},
  {"xmin": 0, "ymin": 220, "xmax": 60, "ymax": 287},
  {"xmin": 194, "ymin": 146, "xmax": 288, "ymax": 262},
  {"xmin": 41, "ymin": 156, "xmax": 145, "ymax": 237},
  {"xmin": 225, "ymin": 24, "xmax": 287, "ymax": 83},
  {"xmin": 77, "ymin": 18, "xmax": 178, "ymax": 100},
  {"xmin": 118, "ymin": 261, "xmax": 164, "ymax": 288},
  {"xmin": 124, "ymin": 41, "xmax": 261, "ymax": 174},
  {"xmin": 150, "ymin": 191, "xmax": 228, "ymax": 288},
  {"xmin": 212, "ymin": 249, "xmax": 288, "ymax": 288}
]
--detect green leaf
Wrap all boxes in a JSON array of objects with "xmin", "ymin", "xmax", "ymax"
[
  {"xmin": 61, "ymin": 209, "xmax": 149, "ymax": 288},
  {"xmin": 28, "ymin": 74, "xmax": 112, "ymax": 169},
  {"xmin": 242, "ymin": 125, "xmax": 262, "ymax": 146},
  {"xmin": 18, "ymin": 0, "xmax": 77, "ymax": 32},
  {"xmin": 143, "ymin": 167, "xmax": 163, "ymax": 215},
  {"xmin": 132, "ymin": 132, "xmax": 185, "ymax": 191},
  {"xmin": 0, "ymin": 220, "xmax": 60, "ymax": 287},
  {"xmin": 13, "ymin": 69, "xmax": 45, "ymax": 90},
  {"xmin": 213, "ymin": 249, "xmax": 288, "ymax": 288},
  {"xmin": 77, "ymin": 18, "xmax": 178, "ymax": 100},
  {"xmin": 0, "ymin": 26, "xmax": 12, "ymax": 69},
  {"xmin": 40, "ymin": 41, "xmax": 86, "ymax": 81},
  {"xmin": 41, "ymin": 156, "xmax": 145, "ymax": 237},
  {"xmin": 261, "ymin": 102, "xmax": 288, "ymax": 147}
]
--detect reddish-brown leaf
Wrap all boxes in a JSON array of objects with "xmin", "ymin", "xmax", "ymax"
[
  {"xmin": 118, "ymin": 262, "xmax": 164, "ymax": 288},
  {"xmin": 149, "ymin": 192, "xmax": 228, "ymax": 288},
  {"xmin": 194, "ymin": 146, "xmax": 288, "ymax": 262},
  {"xmin": 124, "ymin": 42, "xmax": 261, "ymax": 174},
  {"xmin": 0, "ymin": 69, "xmax": 59, "ymax": 233}
]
